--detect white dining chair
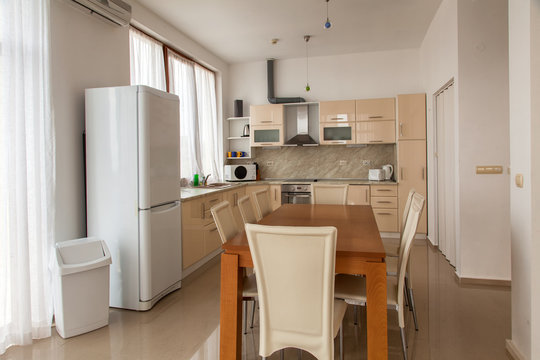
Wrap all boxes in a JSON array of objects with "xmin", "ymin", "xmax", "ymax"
[
  {"xmin": 311, "ymin": 184, "xmax": 349, "ymax": 205},
  {"xmin": 382, "ymin": 188, "xmax": 416, "ymax": 257},
  {"xmin": 210, "ymin": 201, "xmax": 258, "ymax": 333},
  {"xmin": 245, "ymin": 223, "xmax": 347, "ymax": 360},
  {"xmin": 238, "ymin": 195, "xmax": 258, "ymax": 225},
  {"xmin": 334, "ymin": 193, "xmax": 425, "ymax": 360},
  {"xmin": 252, "ymin": 189, "xmax": 272, "ymax": 221}
]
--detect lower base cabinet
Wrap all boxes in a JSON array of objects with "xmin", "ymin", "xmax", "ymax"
[
  {"xmin": 371, "ymin": 184, "xmax": 398, "ymax": 232},
  {"xmin": 245, "ymin": 184, "xmax": 281, "ymax": 211}
]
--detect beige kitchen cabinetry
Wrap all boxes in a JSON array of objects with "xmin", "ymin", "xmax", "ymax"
[
  {"xmin": 319, "ymin": 100, "xmax": 356, "ymax": 123},
  {"xmin": 245, "ymin": 184, "xmax": 281, "ymax": 212},
  {"xmin": 371, "ymin": 184, "xmax": 398, "ymax": 232},
  {"xmin": 355, "ymin": 98, "xmax": 395, "ymax": 121},
  {"xmin": 397, "ymin": 94, "xmax": 426, "ymax": 140},
  {"xmin": 223, "ymin": 186, "xmax": 246, "ymax": 230},
  {"xmin": 347, "ymin": 185, "xmax": 370, "ymax": 205},
  {"xmin": 397, "ymin": 140, "xmax": 427, "ymax": 233},
  {"xmin": 181, "ymin": 192, "xmax": 223, "ymax": 270},
  {"xmin": 356, "ymin": 121, "xmax": 396, "ymax": 144},
  {"xmin": 250, "ymin": 104, "xmax": 284, "ymax": 125},
  {"xmin": 250, "ymin": 124, "xmax": 284, "ymax": 147},
  {"xmin": 319, "ymin": 122, "xmax": 356, "ymax": 145}
]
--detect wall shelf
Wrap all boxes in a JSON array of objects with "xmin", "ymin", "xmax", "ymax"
[{"xmin": 226, "ymin": 117, "xmax": 251, "ymax": 159}]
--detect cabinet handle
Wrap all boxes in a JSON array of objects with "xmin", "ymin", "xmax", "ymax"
[
  {"xmin": 378, "ymin": 189, "xmax": 392, "ymax": 192},
  {"xmin": 365, "ymin": 191, "xmax": 368, "ymax": 202},
  {"xmin": 369, "ymin": 140, "xmax": 383, "ymax": 143},
  {"xmin": 261, "ymin": 120, "xmax": 272, "ymax": 123},
  {"xmin": 201, "ymin": 203, "xmax": 205, "ymax": 219},
  {"xmin": 378, "ymin": 201, "xmax": 392, "ymax": 204},
  {"xmin": 260, "ymin": 143, "xmax": 274, "ymax": 146},
  {"xmin": 209, "ymin": 198, "xmax": 219, "ymax": 203},
  {"xmin": 369, "ymin": 115, "xmax": 383, "ymax": 119},
  {"xmin": 377, "ymin": 212, "xmax": 393, "ymax": 216},
  {"xmin": 234, "ymin": 193, "xmax": 238, "ymax": 206},
  {"xmin": 330, "ymin": 117, "xmax": 344, "ymax": 120},
  {"xmin": 209, "ymin": 227, "xmax": 218, "ymax": 232},
  {"xmin": 399, "ymin": 122, "xmax": 403, "ymax": 137},
  {"xmin": 330, "ymin": 141, "xmax": 345, "ymax": 144},
  {"xmin": 400, "ymin": 168, "xmax": 404, "ymax": 180},
  {"xmin": 422, "ymin": 167, "xmax": 425, "ymax": 180},
  {"xmin": 274, "ymin": 189, "xmax": 277, "ymax": 201}
]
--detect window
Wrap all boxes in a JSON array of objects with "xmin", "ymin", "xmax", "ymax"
[{"xmin": 129, "ymin": 27, "xmax": 222, "ymax": 181}]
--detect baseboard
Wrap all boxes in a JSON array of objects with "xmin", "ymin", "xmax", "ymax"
[
  {"xmin": 182, "ymin": 248, "xmax": 223, "ymax": 280},
  {"xmin": 506, "ymin": 339, "xmax": 526, "ymax": 360},
  {"xmin": 453, "ymin": 273, "xmax": 511, "ymax": 287}
]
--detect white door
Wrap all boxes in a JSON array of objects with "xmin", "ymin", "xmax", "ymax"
[
  {"xmin": 139, "ymin": 202, "xmax": 182, "ymax": 302},
  {"xmin": 138, "ymin": 86, "xmax": 181, "ymax": 209}
]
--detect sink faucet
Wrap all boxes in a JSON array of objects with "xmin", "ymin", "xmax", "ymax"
[{"xmin": 202, "ymin": 174, "xmax": 211, "ymax": 186}]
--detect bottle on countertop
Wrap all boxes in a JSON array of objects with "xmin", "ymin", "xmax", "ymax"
[
  {"xmin": 254, "ymin": 162, "xmax": 261, "ymax": 181},
  {"xmin": 193, "ymin": 174, "xmax": 199, "ymax": 187}
]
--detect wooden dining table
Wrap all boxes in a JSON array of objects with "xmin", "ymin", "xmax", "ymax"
[{"xmin": 219, "ymin": 204, "xmax": 388, "ymax": 360}]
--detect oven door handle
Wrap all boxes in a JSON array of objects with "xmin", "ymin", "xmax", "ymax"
[{"xmin": 284, "ymin": 194, "xmax": 311, "ymax": 198}]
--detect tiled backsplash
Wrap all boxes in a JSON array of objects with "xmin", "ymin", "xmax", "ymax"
[{"xmin": 228, "ymin": 145, "xmax": 396, "ymax": 179}]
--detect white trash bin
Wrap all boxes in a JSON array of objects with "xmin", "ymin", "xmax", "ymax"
[{"xmin": 53, "ymin": 237, "xmax": 112, "ymax": 338}]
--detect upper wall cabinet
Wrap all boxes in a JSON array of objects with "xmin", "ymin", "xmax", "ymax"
[
  {"xmin": 319, "ymin": 100, "xmax": 356, "ymax": 123},
  {"xmin": 250, "ymin": 104, "xmax": 283, "ymax": 125},
  {"xmin": 397, "ymin": 94, "xmax": 426, "ymax": 140},
  {"xmin": 355, "ymin": 98, "xmax": 395, "ymax": 121}
]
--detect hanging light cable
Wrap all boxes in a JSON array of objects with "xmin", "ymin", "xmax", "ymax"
[
  {"xmin": 304, "ymin": 35, "xmax": 311, "ymax": 92},
  {"xmin": 324, "ymin": 0, "xmax": 332, "ymax": 29}
]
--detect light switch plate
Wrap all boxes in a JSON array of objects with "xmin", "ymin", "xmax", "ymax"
[
  {"xmin": 476, "ymin": 165, "xmax": 503, "ymax": 174},
  {"xmin": 515, "ymin": 174, "xmax": 524, "ymax": 188}
]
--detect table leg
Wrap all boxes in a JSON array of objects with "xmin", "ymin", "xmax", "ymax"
[
  {"xmin": 219, "ymin": 253, "xmax": 243, "ymax": 360},
  {"xmin": 366, "ymin": 261, "xmax": 388, "ymax": 360}
]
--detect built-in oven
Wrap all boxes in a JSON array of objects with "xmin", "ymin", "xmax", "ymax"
[{"xmin": 281, "ymin": 184, "xmax": 312, "ymax": 205}]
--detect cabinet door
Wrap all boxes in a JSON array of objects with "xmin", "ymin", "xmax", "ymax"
[
  {"xmin": 203, "ymin": 221, "xmax": 222, "ymax": 255},
  {"xmin": 250, "ymin": 104, "xmax": 283, "ymax": 125},
  {"xmin": 398, "ymin": 140, "xmax": 427, "ymax": 233},
  {"xmin": 373, "ymin": 209, "xmax": 398, "ymax": 232},
  {"xmin": 319, "ymin": 100, "xmax": 356, "ymax": 122},
  {"xmin": 251, "ymin": 125, "xmax": 284, "ymax": 147},
  {"xmin": 269, "ymin": 185, "xmax": 281, "ymax": 210},
  {"xmin": 356, "ymin": 98, "xmax": 395, "ymax": 121},
  {"xmin": 397, "ymin": 94, "xmax": 426, "ymax": 140},
  {"xmin": 319, "ymin": 122, "xmax": 356, "ymax": 145},
  {"xmin": 347, "ymin": 185, "xmax": 370, "ymax": 205},
  {"xmin": 356, "ymin": 120, "xmax": 396, "ymax": 144}
]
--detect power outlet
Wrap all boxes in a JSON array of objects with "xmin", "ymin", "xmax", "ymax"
[
  {"xmin": 362, "ymin": 160, "xmax": 371, "ymax": 166},
  {"xmin": 339, "ymin": 160, "xmax": 347, "ymax": 166},
  {"xmin": 266, "ymin": 160, "xmax": 274, "ymax": 167}
]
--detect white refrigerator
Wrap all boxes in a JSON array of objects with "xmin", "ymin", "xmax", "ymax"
[{"xmin": 85, "ymin": 85, "xmax": 182, "ymax": 311}]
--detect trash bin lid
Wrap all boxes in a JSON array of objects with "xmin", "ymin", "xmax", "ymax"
[{"xmin": 55, "ymin": 237, "xmax": 112, "ymax": 276}]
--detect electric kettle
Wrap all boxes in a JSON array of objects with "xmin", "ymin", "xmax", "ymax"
[
  {"xmin": 242, "ymin": 124, "xmax": 250, "ymax": 137},
  {"xmin": 382, "ymin": 164, "xmax": 394, "ymax": 180}
]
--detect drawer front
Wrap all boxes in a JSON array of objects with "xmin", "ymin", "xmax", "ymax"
[
  {"xmin": 203, "ymin": 222, "xmax": 222, "ymax": 254},
  {"xmin": 371, "ymin": 196, "xmax": 398, "ymax": 209},
  {"xmin": 370, "ymin": 185, "xmax": 397, "ymax": 196},
  {"xmin": 319, "ymin": 100, "xmax": 356, "ymax": 122},
  {"xmin": 356, "ymin": 98, "xmax": 395, "ymax": 121},
  {"xmin": 373, "ymin": 208, "xmax": 398, "ymax": 232}
]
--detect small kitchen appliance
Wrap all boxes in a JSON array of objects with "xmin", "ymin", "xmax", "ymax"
[
  {"xmin": 382, "ymin": 164, "xmax": 394, "ymax": 180},
  {"xmin": 242, "ymin": 124, "xmax": 250, "ymax": 137},
  {"xmin": 224, "ymin": 164, "xmax": 256, "ymax": 181},
  {"xmin": 368, "ymin": 169, "xmax": 385, "ymax": 181}
]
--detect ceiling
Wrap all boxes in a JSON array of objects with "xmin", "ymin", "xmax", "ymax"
[{"xmin": 136, "ymin": 0, "xmax": 443, "ymax": 64}]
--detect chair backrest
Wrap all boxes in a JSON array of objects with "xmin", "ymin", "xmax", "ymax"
[
  {"xmin": 311, "ymin": 184, "xmax": 349, "ymax": 205},
  {"xmin": 397, "ymin": 188, "xmax": 416, "ymax": 256},
  {"xmin": 396, "ymin": 193, "xmax": 425, "ymax": 328},
  {"xmin": 238, "ymin": 195, "xmax": 258, "ymax": 225},
  {"xmin": 252, "ymin": 189, "xmax": 272, "ymax": 221},
  {"xmin": 210, "ymin": 201, "xmax": 240, "ymax": 244},
  {"xmin": 245, "ymin": 224, "xmax": 338, "ymax": 359}
]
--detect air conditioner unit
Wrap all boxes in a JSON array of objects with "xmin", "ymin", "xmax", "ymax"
[{"xmin": 71, "ymin": 0, "xmax": 131, "ymax": 27}]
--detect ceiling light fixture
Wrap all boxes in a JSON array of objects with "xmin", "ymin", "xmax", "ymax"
[
  {"xmin": 304, "ymin": 35, "xmax": 311, "ymax": 92},
  {"xmin": 324, "ymin": 0, "xmax": 332, "ymax": 29}
]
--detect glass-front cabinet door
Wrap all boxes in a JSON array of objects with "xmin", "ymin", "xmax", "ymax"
[
  {"xmin": 319, "ymin": 122, "xmax": 356, "ymax": 145},
  {"xmin": 250, "ymin": 125, "xmax": 284, "ymax": 147}
]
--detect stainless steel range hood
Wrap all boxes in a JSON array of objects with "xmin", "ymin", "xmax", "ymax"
[{"xmin": 284, "ymin": 105, "xmax": 318, "ymax": 146}]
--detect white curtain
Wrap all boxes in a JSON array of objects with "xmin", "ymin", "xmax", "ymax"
[
  {"xmin": 129, "ymin": 27, "xmax": 166, "ymax": 91},
  {"xmin": 194, "ymin": 64, "xmax": 222, "ymax": 181},
  {"xmin": 0, "ymin": 0, "xmax": 55, "ymax": 355}
]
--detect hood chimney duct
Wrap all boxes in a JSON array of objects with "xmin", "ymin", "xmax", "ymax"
[{"xmin": 267, "ymin": 59, "xmax": 305, "ymax": 104}]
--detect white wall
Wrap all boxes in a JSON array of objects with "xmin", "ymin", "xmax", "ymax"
[
  {"xmin": 228, "ymin": 49, "xmax": 423, "ymax": 115},
  {"xmin": 51, "ymin": 0, "xmax": 130, "ymax": 242},
  {"xmin": 419, "ymin": 0, "xmax": 458, "ymax": 251},
  {"xmin": 456, "ymin": 0, "xmax": 510, "ymax": 280},
  {"xmin": 508, "ymin": 0, "xmax": 540, "ymax": 358},
  {"xmin": 51, "ymin": 0, "xmax": 229, "ymax": 242}
]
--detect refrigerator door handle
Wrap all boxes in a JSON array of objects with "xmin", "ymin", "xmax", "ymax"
[{"xmin": 150, "ymin": 201, "xmax": 181, "ymax": 214}]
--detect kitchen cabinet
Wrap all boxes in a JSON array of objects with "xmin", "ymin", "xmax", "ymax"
[
  {"xmin": 251, "ymin": 125, "xmax": 284, "ymax": 147},
  {"xmin": 250, "ymin": 104, "xmax": 283, "ymax": 125},
  {"xmin": 397, "ymin": 93, "xmax": 426, "ymax": 140},
  {"xmin": 319, "ymin": 100, "xmax": 356, "ymax": 123},
  {"xmin": 347, "ymin": 185, "xmax": 370, "ymax": 205},
  {"xmin": 269, "ymin": 185, "xmax": 281, "ymax": 210},
  {"xmin": 226, "ymin": 117, "xmax": 251, "ymax": 159},
  {"xmin": 398, "ymin": 140, "xmax": 427, "ymax": 233},
  {"xmin": 319, "ymin": 122, "xmax": 356, "ymax": 145},
  {"xmin": 223, "ymin": 186, "xmax": 246, "ymax": 230},
  {"xmin": 355, "ymin": 98, "xmax": 395, "ymax": 121},
  {"xmin": 371, "ymin": 184, "xmax": 398, "ymax": 232},
  {"xmin": 356, "ymin": 120, "xmax": 396, "ymax": 144}
]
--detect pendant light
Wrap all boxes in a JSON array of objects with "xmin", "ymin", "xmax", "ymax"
[
  {"xmin": 304, "ymin": 35, "xmax": 311, "ymax": 92},
  {"xmin": 324, "ymin": 0, "xmax": 332, "ymax": 29}
]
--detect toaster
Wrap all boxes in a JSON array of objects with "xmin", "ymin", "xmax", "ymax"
[{"xmin": 368, "ymin": 169, "xmax": 385, "ymax": 181}]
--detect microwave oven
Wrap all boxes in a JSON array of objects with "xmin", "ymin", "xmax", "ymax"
[{"xmin": 224, "ymin": 164, "xmax": 256, "ymax": 181}]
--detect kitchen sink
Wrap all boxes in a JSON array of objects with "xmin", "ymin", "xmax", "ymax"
[{"xmin": 198, "ymin": 182, "xmax": 233, "ymax": 189}]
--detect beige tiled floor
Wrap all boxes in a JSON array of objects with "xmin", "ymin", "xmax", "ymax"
[{"xmin": 1, "ymin": 240, "xmax": 510, "ymax": 360}]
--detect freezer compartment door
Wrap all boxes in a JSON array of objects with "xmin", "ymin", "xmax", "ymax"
[
  {"xmin": 139, "ymin": 201, "xmax": 182, "ymax": 302},
  {"xmin": 138, "ymin": 86, "xmax": 181, "ymax": 209}
]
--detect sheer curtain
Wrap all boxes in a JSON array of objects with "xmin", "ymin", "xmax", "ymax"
[
  {"xmin": 0, "ymin": 0, "xmax": 55, "ymax": 354},
  {"xmin": 129, "ymin": 27, "xmax": 166, "ymax": 91}
]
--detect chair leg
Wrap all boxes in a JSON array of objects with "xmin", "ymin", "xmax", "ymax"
[
  {"xmin": 400, "ymin": 327, "xmax": 408, "ymax": 360},
  {"xmin": 409, "ymin": 288, "xmax": 419, "ymax": 331},
  {"xmin": 353, "ymin": 305, "xmax": 358, "ymax": 325},
  {"xmin": 339, "ymin": 325, "xmax": 344, "ymax": 360},
  {"xmin": 250, "ymin": 300, "xmax": 256, "ymax": 328},
  {"xmin": 243, "ymin": 301, "xmax": 247, "ymax": 335}
]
